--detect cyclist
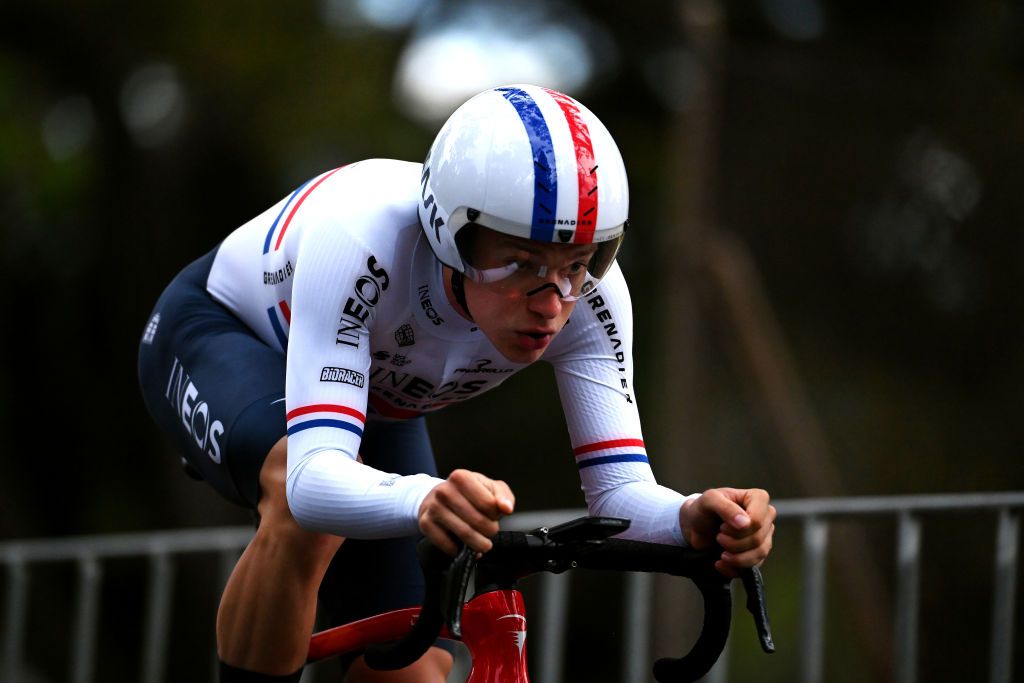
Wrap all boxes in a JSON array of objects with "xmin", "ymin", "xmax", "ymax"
[{"xmin": 138, "ymin": 84, "xmax": 776, "ymax": 683}]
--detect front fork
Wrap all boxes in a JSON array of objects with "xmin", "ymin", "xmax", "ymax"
[{"xmin": 459, "ymin": 589, "xmax": 530, "ymax": 683}]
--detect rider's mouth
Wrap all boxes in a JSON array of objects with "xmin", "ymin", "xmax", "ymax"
[{"xmin": 516, "ymin": 330, "xmax": 554, "ymax": 350}]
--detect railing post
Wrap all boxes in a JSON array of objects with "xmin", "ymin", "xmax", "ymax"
[
  {"xmin": 990, "ymin": 508, "xmax": 1019, "ymax": 683},
  {"xmin": 894, "ymin": 512, "xmax": 921, "ymax": 683},
  {"xmin": 71, "ymin": 554, "xmax": 102, "ymax": 683},
  {"xmin": 142, "ymin": 550, "xmax": 175, "ymax": 683},
  {"xmin": 801, "ymin": 516, "xmax": 829, "ymax": 683},
  {"xmin": 3, "ymin": 554, "xmax": 28, "ymax": 682},
  {"xmin": 537, "ymin": 570, "xmax": 571, "ymax": 682},
  {"xmin": 623, "ymin": 572, "xmax": 654, "ymax": 683},
  {"xmin": 705, "ymin": 582, "xmax": 734, "ymax": 683}
]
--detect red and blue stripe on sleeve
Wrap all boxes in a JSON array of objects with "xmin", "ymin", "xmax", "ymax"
[
  {"xmin": 574, "ymin": 438, "xmax": 648, "ymax": 470},
  {"xmin": 286, "ymin": 404, "xmax": 365, "ymax": 439}
]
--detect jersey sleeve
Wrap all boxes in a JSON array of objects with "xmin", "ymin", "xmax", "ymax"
[
  {"xmin": 283, "ymin": 209, "xmax": 442, "ymax": 538},
  {"xmin": 550, "ymin": 263, "xmax": 697, "ymax": 545}
]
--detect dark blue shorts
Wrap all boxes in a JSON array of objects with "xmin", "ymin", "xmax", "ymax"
[{"xmin": 137, "ymin": 246, "xmax": 446, "ymax": 631}]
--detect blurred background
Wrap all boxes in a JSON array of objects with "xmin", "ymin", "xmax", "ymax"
[{"xmin": 1, "ymin": 0, "xmax": 1022, "ymax": 680}]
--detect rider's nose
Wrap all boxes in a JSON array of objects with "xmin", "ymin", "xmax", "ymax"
[{"xmin": 526, "ymin": 283, "xmax": 563, "ymax": 318}]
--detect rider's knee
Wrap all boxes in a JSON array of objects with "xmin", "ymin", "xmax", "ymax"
[
  {"xmin": 253, "ymin": 436, "xmax": 343, "ymax": 563},
  {"xmin": 256, "ymin": 436, "xmax": 290, "ymax": 509}
]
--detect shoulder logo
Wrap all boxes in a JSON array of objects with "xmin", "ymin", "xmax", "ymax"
[
  {"xmin": 263, "ymin": 260, "xmax": 294, "ymax": 285},
  {"xmin": 395, "ymin": 323, "xmax": 415, "ymax": 347},
  {"xmin": 582, "ymin": 290, "xmax": 632, "ymax": 404},
  {"xmin": 417, "ymin": 284, "xmax": 445, "ymax": 326},
  {"xmin": 336, "ymin": 255, "xmax": 390, "ymax": 349}
]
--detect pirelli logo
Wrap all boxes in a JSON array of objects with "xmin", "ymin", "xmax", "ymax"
[{"xmin": 319, "ymin": 367, "xmax": 366, "ymax": 388}]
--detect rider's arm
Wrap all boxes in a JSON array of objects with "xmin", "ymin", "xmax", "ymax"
[
  {"xmin": 549, "ymin": 263, "xmax": 698, "ymax": 546},
  {"xmin": 282, "ymin": 193, "xmax": 443, "ymax": 538}
]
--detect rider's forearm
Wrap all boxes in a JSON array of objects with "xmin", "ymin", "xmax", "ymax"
[
  {"xmin": 588, "ymin": 481, "xmax": 700, "ymax": 546},
  {"xmin": 285, "ymin": 449, "xmax": 443, "ymax": 538}
]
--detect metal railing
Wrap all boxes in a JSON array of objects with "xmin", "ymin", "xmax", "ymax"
[{"xmin": 1, "ymin": 492, "xmax": 1021, "ymax": 682}]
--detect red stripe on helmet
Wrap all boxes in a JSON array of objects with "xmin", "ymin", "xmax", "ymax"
[{"xmin": 545, "ymin": 88, "xmax": 598, "ymax": 244}]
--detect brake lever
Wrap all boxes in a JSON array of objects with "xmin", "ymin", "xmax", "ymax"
[
  {"xmin": 740, "ymin": 566, "xmax": 775, "ymax": 653},
  {"xmin": 443, "ymin": 545, "xmax": 478, "ymax": 639}
]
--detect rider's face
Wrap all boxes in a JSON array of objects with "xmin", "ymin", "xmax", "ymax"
[{"xmin": 456, "ymin": 227, "xmax": 597, "ymax": 364}]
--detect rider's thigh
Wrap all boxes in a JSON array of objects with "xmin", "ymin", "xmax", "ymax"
[{"xmin": 137, "ymin": 245, "xmax": 289, "ymax": 510}]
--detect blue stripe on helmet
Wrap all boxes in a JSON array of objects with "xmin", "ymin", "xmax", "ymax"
[{"xmin": 496, "ymin": 87, "xmax": 556, "ymax": 242}]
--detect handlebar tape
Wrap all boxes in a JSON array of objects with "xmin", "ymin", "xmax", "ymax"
[{"xmin": 652, "ymin": 579, "xmax": 733, "ymax": 682}]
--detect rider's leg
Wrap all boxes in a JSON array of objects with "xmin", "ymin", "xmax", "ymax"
[
  {"xmin": 135, "ymin": 248, "xmax": 320, "ymax": 677},
  {"xmin": 216, "ymin": 436, "xmax": 453, "ymax": 682},
  {"xmin": 216, "ymin": 435, "xmax": 342, "ymax": 675}
]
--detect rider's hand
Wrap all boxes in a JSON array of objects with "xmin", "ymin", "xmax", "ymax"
[
  {"xmin": 679, "ymin": 487, "xmax": 776, "ymax": 577},
  {"xmin": 418, "ymin": 469, "xmax": 516, "ymax": 555}
]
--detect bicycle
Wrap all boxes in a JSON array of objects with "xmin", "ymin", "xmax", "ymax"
[{"xmin": 306, "ymin": 515, "xmax": 774, "ymax": 682}]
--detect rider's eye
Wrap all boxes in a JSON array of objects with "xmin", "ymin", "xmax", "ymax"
[
  {"xmin": 506, "ymin": 258, "xmax": 530, "ymax": 272},
  {"xmin": 502, "ymin": 252, "xmax": 532, "ymax": 268},
  {"xmin": 561, "ymin": 262, "xmax": 587, "ymax": 278}
]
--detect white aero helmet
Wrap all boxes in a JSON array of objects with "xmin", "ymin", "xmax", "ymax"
[{"xmin": 419, "ymin": 84, "xmax": 628, "ymax": 298}]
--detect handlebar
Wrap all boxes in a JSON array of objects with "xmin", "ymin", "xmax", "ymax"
[{"xmin": 363, "ymin": 516, "xmax": 774, "ymax": 682}]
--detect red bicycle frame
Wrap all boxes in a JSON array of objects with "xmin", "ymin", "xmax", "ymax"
[{"xmin": 308, "ymin": 588, "xmax": 530, "ymax": 682}]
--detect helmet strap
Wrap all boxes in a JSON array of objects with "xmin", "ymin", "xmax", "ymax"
[{"xmin": 450, "ymin": 270, "xmax": 473, "ymax": 320}]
